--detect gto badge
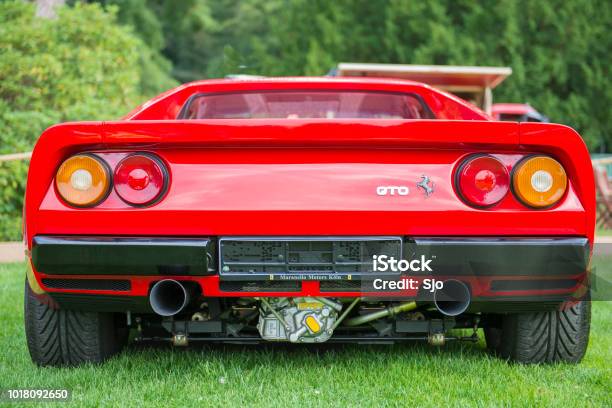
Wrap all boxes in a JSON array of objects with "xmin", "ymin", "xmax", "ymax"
[
  {"xmin": 376, "ymin": 186, "xmax": 410, "ymax": 196},
  {"xmin": 416, "ymin": 175, "xmax": 434, "ymax": 196}
]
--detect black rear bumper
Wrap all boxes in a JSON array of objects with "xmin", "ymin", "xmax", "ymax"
[
  {"xmin": 32, "ymin": 236, "xmax": 215, "ymax": 276},
  {"xmin": 408, "ymin": 237, "xmax": 589, "ymax": 276},
  {"xmin": 31, "ymin": 235, "xmax": 590, "ymax": 313},
  {"xmin": 32, "ymin": 235, "xmax": 589, "ymax": 278}
]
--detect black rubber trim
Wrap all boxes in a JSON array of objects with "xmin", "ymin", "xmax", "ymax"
[
  {"xmin": 219, "ymin": 281, "xmax": 302, "ymax": 292},
  {"xmin": 469, "ymin": 300, "xmax": 567, "ymax": 313},
  {"xmin": 48, "ymin": 293, "xmax": 152, "ymax": 313},
  {"xmin": 32, "ymin": 236, "xmax": 589, "ymax": 280},
  {"xmin": 320, "ymin": 280, "xmax": 362, "ymax": 292},
  {"xmin": 406, "ymin": 237, "xmax": 589, "ymax": 277},
  {"xmin": 490, "ymin": 279, "xmax": 578, "ymax": 292},
  {"xmin": 42, "ymin": 278, "xmax": 131, "ymax": 291},
  {"xmin": 33, "ymin": 236, "xmax": 214, "ymax": 276}
]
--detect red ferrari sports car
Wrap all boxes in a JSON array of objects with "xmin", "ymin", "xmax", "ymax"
[{"xmin": 24, "ymin": 78, "xmax": 594, "ymax": 366}]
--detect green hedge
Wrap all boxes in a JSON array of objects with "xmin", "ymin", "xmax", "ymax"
[{"xmin": 0, "ymin": 1, "xmax": 176, "ymax": 241}]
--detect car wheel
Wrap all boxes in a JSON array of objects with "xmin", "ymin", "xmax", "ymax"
[
  {"xmin": 484, "ymin": 300, "xmax": 590, "ymax": 364},
  {"xmin": 24, "ymin": 280, "xmax": 128, "ymax": 366}
]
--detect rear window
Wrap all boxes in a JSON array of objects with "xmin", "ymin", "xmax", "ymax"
[{"xmin": 179, "ymin": 91, "xmax": 434, "ymax": 119}]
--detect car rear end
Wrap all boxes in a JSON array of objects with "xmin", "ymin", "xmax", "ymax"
[{"xmin": 23, "ymin": 80, "xmax": 595, "ymax": 366}]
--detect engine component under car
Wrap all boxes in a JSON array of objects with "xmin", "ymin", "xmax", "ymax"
[{"xmin": 257, "ymin": 297, "xmax": 340, "ymax": 343}]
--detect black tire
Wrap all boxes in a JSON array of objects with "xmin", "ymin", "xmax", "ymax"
[
  {"xmin": 24, "ymin": 280, "xmax": 128, "ymax": 366},
  {"xmin": 484, "ymin": 300, "xmax": 591, "ymax": 364}
]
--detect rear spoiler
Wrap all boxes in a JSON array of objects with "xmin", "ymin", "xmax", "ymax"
[{"xmin": 37, "ymin": 119, "xmax": 520, "ymax": 149}]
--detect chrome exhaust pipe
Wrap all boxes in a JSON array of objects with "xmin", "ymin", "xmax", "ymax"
[
  {"xmin": 433, "ymin": 279, "xmax": 471, "ymax": 316},
  {"xmin": 149, "ymin": 279, "xmax": 198, "ymax": 317}
]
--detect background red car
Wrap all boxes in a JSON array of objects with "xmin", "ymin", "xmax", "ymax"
[{"xmin": 492, "ymin": 103, "xmax": 549, "ymax": 123}]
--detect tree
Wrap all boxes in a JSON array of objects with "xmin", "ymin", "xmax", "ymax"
[{"xmin": 0, "ymin": 1, "xmax": 177, "ymax": 240}]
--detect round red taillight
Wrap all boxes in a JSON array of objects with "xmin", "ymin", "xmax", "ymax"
[
  {"xmin": 456, "ymin": 155, "xmax": 509, "ymax": 207},
  {"xmin": 114, "ymin": 153, "xmax": 168, "ymax": 206}
]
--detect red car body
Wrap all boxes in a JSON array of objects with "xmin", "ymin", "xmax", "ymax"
[{"xmin": 24, "ymin": 78, "xmax": 595, "ymax": 364}]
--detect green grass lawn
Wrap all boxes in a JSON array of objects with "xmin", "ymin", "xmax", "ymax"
[{"xmin": 0, "ymin": 263, "xmax": 610, "ymax": 407}]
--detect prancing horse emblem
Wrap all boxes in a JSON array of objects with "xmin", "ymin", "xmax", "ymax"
[{"xmin": 417, "ymin": 175, "xmax": 434, "ymax": 197}]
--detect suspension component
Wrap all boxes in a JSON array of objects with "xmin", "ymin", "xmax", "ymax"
[{"xmin": 343, "ymin": 301, "xmax": 418, "ymax": 327}]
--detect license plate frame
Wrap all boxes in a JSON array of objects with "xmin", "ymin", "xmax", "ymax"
[{"xmin": 218, "ymin": 236, "xmax": 403, "ymax": 281}]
